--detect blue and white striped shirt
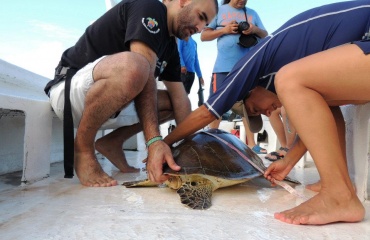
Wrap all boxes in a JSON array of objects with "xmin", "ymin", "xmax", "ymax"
[{"xmin": 205, "ymin": 0, "xmax": 370, "ymax": 119}]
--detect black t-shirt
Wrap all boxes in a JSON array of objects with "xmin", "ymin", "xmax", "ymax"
[
  {"xmin": 60, "ymin": 0, "xmax": 178, "ymax": 81},
  {"xmin": 156, "ymin": 37, "xmax": 181, "ymax": 82}
]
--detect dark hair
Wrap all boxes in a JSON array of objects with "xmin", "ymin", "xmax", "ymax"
[{"xmin": 222, "ymin": 0, "xmax": 230, "ymax": 4}]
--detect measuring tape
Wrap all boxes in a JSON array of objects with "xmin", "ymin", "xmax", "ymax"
[{"xmin": 202, "ymin": 131, "xmax": 305, "ymax": 199}]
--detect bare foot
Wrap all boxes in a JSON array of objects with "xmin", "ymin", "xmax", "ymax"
[
  {"xmin": 75, "ymin": 151, "xmax": 118, "ymax": 187},
  {"xmin": 274, "ymin": 189, "xmax": 365, "ymax": 225},
  {"xmin": 306, "ymin": 181, "xmax": 356, "ymax": 193},
  {"xmin": 305, "ymin": 181, "xmax": 321, "ymax": 192},
  {"xmin": 95, "ymin": 138, "xmax": 140, "ymax": 173}
]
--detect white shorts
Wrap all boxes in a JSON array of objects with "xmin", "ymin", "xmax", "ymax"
[{"xmin": 49, "ymin": 56, "xmax": 139, "ymax": 129}]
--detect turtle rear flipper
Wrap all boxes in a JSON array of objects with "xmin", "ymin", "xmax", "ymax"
[{"xmin": 176, "ymin": 179, "xmax": 213, "ymax": 210}]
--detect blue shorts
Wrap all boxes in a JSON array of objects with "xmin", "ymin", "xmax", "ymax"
[
  {"xmin": 209, "ymin": 72, "xmax": 228, "ymax": 97},
  {"xmin": 353, "ymin": 39, "xmax": 370, "ymax": 55}
]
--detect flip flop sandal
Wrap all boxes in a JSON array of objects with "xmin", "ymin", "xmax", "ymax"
[
  {"xmin": 265, "ymin": 152, "xmax": 284, "ymax": 161},
  {"xmin": 252, "ymin": 145, "xmax": 267, "ymax": 154},
  {"xmin": 265, "ymin": 151, "xmax": 279, "ymax": 159},
  {"xmin": 265, "ymin": 147, "xmax": 289, "ymax": 161}
]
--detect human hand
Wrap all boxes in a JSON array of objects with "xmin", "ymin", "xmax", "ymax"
[
  {"xmin": 241, "ymin": 22, "xmax": 255, "ymax": 35},
  {"xmin": 224, "ymin": 21, "xmax": 239, "ymax": 34},
  {"xmin": 199, "ymin": 77, "xmax": 204, "ymax": 86},
  {"xmin": 263, "ymin": 159, "xmax": 293, "ymax": 186},
  {"xmin": 181, "ymin": 66, "xmax": 187, "ymax": 74},
  {"xmin": 146, "ymin": 140, "xmax": 181, "ymax": 183}
]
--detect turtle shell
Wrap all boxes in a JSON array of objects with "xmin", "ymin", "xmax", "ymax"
[
  {"xmin": 122, "ymin": 128, "xmax": 300, "ymax": 209},
  {"xmin": 164, "ymin": 128, "xmax": 265, "ymax": 180}
]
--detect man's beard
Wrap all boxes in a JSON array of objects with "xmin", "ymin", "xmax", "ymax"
[
  {"xmin": 175, "ymin": 5, "xmax": 193, "ymax": 39},
  {"xmin": 176, "ymin": 26, "xmax": 191, "ymax": 40}
]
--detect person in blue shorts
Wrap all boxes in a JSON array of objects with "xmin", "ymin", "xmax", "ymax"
[
  {"xmin": 148, "ymin": 1, "xmax": 370, "ymax": 225},
  {"xmin": 202, "ymin": 0, "xmax": 268, "ymax": 154}
]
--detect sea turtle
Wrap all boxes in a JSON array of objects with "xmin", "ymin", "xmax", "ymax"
[{"xmin": 123, "ymin": 129, "xmax": 299, "ymax": 210}]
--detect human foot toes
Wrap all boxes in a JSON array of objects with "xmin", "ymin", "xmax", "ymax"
[
  {"xmin": 78, "ymin": 169, "xmax": 118, "ymax": 187},
  {"xmin": 274, "ymin": 192, "xmax": 365, "ymax": 225},
  {"xmin": 87, "ymin": 175, "xmax": 118, "ymax": 187},
  {"xmin": 75, "ymin": 152, "xmax": 118, "ymax": 187}
]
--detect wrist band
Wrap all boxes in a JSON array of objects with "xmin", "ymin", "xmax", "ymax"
[{"xmin": 146, "ymin": 135, "xmax": 163, "ymax": 148}]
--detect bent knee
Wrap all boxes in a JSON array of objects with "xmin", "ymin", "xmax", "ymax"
[
  {"xmin": 275, "ymin": 64, "xmax": 304, "ymax": 97},
  {"xmin": 114, "ymin": 52, "xmax": 151, "ymax": 82},
  {"xmin": 95, "ymin": 52, "xmax": 150, "ymax": 86}
]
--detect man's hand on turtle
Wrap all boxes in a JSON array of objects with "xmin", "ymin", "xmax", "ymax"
[{"xmin": 146, "ymin": 140, "xmax": 181, "ymax": 183}]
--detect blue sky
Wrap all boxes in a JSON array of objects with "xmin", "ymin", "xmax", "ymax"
[
  {"xmin": 0, "ymin": 0, "xmax": 343, "ymax": 107},
  {"xmin": 0, "ymin": 0, "xmax": 105, "ymax": 78}
]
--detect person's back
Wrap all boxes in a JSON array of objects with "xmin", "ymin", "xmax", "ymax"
[
  {"xmin": 61, "ymin": 0, "xmax": 169, "ymax": 71},
  {"xmin": 207, "ymin": 0, "xmax": 370, "ymax": 119}
]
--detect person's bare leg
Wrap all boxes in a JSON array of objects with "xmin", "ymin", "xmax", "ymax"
[
  {"xmin": 243, "ymin": 117, "xmax": 256, "ymax": 147},
  {"xmin": 209, "ymin": 118, "xmax": 221, "ymax": 128},
  {"xmin": 95, "ymin": 90, "xmax": 173, "ymax": 173},
  {"xmin": 269, "ymin": 108, "xmax": 286, "ymax": 147},
  {"xmin": 281, "ymin": 106, "xmax": 296, "ymax": 150},
  {"xmin": 96, "ymin": 112, "xmax": 173, "ymax": 172},
  {"xmin": 266, "ymin": 108, "xmax": 287, "ymax": 159},
  {"xmin": 274, "ymin": 44, "xmax": 367, "ymax": 225},
  {"xmin": 95, "ymin": 124, "xmax": 142, "ymax": 173},
  {"xmin": 242, "ymin": 117, "xmax": 267, "ymax": 153},
  {"xmin": 305, "ymin": 107, "xmax": 348, "ymax": 192},
  {"xmin": 265, "ymin": 106, "xmax": 293, "ymax": 160},
  {"xmin": 74, "ymin": 52, "xmax": 150, "ymax": 187}
]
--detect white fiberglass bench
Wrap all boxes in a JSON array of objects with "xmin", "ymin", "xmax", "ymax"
[
  {"xmin": 341, "ymin": 104, "xmax": 370, "ymax": 201},
  {"xmin": 0, "ymin": 59, "xmax": 53, "ymax": 184}
]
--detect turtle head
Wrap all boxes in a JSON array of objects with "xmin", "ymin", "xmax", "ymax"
[{"xmin": 166, "ymin": 176, "xmax": 182, "ymax": 190}]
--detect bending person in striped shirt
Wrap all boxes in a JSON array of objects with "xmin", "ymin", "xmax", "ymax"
[{"xmin": 148, "ymin": 1, "xmax": 370, "ymax": 225}]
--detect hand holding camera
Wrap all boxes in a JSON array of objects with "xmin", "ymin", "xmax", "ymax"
[
  {"xmin": 236, "ymin": 21, "xmax": 258, "ymax": 48},
  {"xmin": 237, "ymin": 21, "xmax": 251, "ymax": 33}
]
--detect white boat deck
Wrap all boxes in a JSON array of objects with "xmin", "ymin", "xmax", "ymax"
[{"xmin": 1, "ymin": 151, "xmax": 369, "ymax": 240}]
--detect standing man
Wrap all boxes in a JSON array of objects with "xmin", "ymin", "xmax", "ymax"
[
  {"xmin": 177, "ymin": 36, "xmax": 204, "ymax": 105},
  {"xmin": 44, "ymin": 0, "xmax": 218, "ymax": 187}
]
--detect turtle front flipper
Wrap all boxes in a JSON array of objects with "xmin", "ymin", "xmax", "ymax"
[
  {"xmin": 122, "ymin": 179, "xmax": 157, "ymax": 187},
  {"xmin": 176, "ymin": 178, "xmax": 213, "ymax": 210}
]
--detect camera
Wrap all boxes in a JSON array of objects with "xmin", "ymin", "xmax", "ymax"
[
  {"xmin": 237, "ymin": 21, "xmax": 250, "ymax": 33},
  {"xmin": 236, "ymin": 21, "xmax": 258, "ymax": 48}
]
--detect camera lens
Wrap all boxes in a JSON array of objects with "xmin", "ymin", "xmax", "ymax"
[{"xmin": 238, "ymin": 21, "xmax": 250, "ymax": 33}]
